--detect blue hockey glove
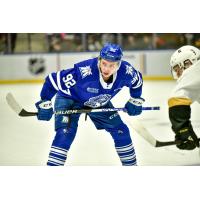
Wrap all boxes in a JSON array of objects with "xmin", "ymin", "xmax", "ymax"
[
  {"xmin": 125, "ymin": 97, "xmax": 145, "ymax": 116},
  {"xmin": 35, "ymin": 99, "xmax": 53, "ymax": 121}
]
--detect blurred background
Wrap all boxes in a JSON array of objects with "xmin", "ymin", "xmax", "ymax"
[
  {"xmin": 1, "ymin": 33, "xmax": 200, "ymax": 84},
  {"xmin": 1, "ymin": 33, "xmax": 200, "ymax": 54}
]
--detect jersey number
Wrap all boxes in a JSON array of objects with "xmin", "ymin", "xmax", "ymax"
[{"xmin": 62, "ymin": 74, "xmax": 76, "ymax": 95}]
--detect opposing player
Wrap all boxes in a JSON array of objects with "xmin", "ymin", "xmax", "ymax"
[
  {"xmin": 35, "ymin": 43, "xmax": 144, "ymax": 166},
  {"xmin": 168, "ymin": 45, "xmax": 200, "ymax": 150}
]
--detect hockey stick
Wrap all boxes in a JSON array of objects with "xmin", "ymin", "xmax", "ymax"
[
  {"xmin": 7, "ymin": 93, "xmax": 199, "ymax": 148},
  {"xmin": 6, "ymin": 92, "xmax": 160, "ymax": 117},
  {"xmin": 126, "ymin": 118, "xmax": 200, "ymax": 147}
]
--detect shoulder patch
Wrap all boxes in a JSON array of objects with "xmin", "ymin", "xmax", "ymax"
[
  {"xmin": 126, "ymin": 65, "xmax": 135, "ymax": 76},
  {"xmin": 79, "ymin": 66, "xmax": 92, "ymax": 79}
]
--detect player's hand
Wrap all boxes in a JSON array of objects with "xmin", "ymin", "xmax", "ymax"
[
  {"xmin": 175, "ymin": 126, "xmax": 199, "ymax": 150},
  {"xmin": 125, "ymin": 97, "xmax": 145, "ymax": 116},
  {"xmin": 35, "ymin": 99, "xmax": 53, "ymax": 121}
]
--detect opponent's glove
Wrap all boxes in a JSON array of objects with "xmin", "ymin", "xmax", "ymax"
[
  {"xmin": 175, "ymin": 125, "xmax": 199, "ymax": 150},
  {"xmin": 125, "ymin": 97, "xmax": 145, "ymax": 116},
  {"xmin": 169, "ymin": 104, "xmax": 199, "ymax": 150},
  {"xmin": 35, "ymin": 99, "xmax": 53, "ymax": 121}
]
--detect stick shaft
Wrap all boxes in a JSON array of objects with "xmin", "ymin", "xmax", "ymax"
[
  {"xmin": 6, "ymin": 93, "xmax": 160, "ymax": 116},
  {"xmin": 55, "ymin": 107, "xmax": 160, "ymax": 115}
]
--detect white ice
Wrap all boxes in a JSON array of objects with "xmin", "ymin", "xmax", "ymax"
[{"xmin": 1, "ymin": 81, "xmax": 200, "ymax": 166}]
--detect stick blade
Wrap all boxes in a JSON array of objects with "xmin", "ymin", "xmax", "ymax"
[{"xmin": 6, "ymin": 93, "xmax": 23, "ymax": 115}]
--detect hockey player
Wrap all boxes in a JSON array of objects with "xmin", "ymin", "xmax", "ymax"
[
  {"xmin": 35, "ymin": 43, "xmax": 144, "ymax": 166},
  {"xmin": 168, "ymin": 45, "xmax": 200, "ymax": 150}
]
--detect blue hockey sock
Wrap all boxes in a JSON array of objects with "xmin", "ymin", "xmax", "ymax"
[
  {"xmin": 47, "ymin": 145, "xmax": 68, "ymax": 166},
  {"xmin": 115, "ymin": 143, "xmax": 137, "ymax": 166}
]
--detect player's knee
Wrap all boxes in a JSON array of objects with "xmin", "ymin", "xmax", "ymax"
[
  {"xmin": 107, "ymin": 123, "xmax": 132, "ymax": 146},
  {"xmin": 52, "ymin": 127, "xmax": 77, "ymax": 149}
]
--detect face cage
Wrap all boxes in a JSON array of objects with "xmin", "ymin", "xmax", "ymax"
[
  {"xmin": 170, "ymin": 64, "xmax": 184, "ymax": 80},
  {"xmin": 170, "ymin": 58, "xmax": 194, "ymax": 79}
]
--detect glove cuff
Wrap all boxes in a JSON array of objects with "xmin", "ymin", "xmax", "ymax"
[
  {"xmin": 37, "ymin": 100, "xmax": 52, "ymax": 109},
  {"xmin": 128, "ymin": 97, "xmax": 145, "ymax": 106}
]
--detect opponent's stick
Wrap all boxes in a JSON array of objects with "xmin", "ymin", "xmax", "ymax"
[
  {"xmin": 6, "ymin": 92, "xmax": 160, "ymax": 117},
  {"xmin": 127, "ymin": 118, "xmax": 200, "ymax": 147}
]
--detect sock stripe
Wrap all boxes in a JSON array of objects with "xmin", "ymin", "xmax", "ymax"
[
  {"xmin": 49, "ymin": 155, "xmax": 66, "ymax": 162},
  {"xmin": 50, "ymin": 151, "xmax": 67, "ymax": 160},
  {"xmin": 47, "ymin": 160, "xmax": 61, "ymax": 166},
  {"xmin": 120, "ymin": 153, "xmax": 136, "ymax": 161},
  {"xmin": 51, "ymin": 146, "xmax": 68, "ymax": 155},
  {"xmin": 115, "ymin": 143, "xmax": 137, "ymax": 166},
  {"xmin": 52, "ymin": 145, "xmax": 68, "ymax": 153},
  {"xmin": 48, "ymin": 157, "xmax": 65, "ymax": 165},
  {"xmin": 115, "ymin": 143, "xmax": 133, "ymax": 150},
  {"xmin": 47, "ymin": 146, "xmax": 68, "ymax": 166}
]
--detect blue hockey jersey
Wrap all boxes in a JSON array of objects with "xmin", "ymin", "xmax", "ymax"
[{"xmin": 40, "ymin": 57, "xmax": 143, "ymax": 108}]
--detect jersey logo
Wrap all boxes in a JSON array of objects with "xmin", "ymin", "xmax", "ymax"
[
  {"xmin": 79, "ymin": 66, "xmax": 92, "ymax": 79},
  {"xmin": 110, "ymin": 47, "xmax": 117, "ymax": 52},
  {"xmin": 84, "ymin": 94, "xmax": 111, "ymax": 108},
  {"xmin": 87, "ymin": 87, "xmax": 99, "ymax": 93},
  {"xmin": 62, "ymin": 116, "xmax": 69, "ymax": 123},
  {"xmin": 126, "ymin": 65, "xmax": 134, "ymax": 76}
]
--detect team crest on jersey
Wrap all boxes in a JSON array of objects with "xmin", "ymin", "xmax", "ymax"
[
  {"xmin": 126, "ymin": 65, "xmax": 134, "ymax": 76},
  {"xmin": 84, "ymin": 94, "xmax": 111, "ymax": 108},
  {"xmin": 79, "ymin": 66, "xmax": 92, "ymax": 79}
]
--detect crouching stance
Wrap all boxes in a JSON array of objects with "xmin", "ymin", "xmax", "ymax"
[
  {"xmin": 35, "ymin": 43, "xmax": 144, "ymax": 165},
  {"xmin": 168, "ymin": 45, "xmax": 200, "ymax": 150}
]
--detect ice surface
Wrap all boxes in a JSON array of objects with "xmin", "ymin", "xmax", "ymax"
[{"xmin": 1, "ymin": 81, "xmax": 200, "ymax": 166}]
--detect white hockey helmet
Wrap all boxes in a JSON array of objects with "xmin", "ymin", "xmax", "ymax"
[{"xmin": 170, "ymin": 45, "xmax": 200, "ymax": 79}]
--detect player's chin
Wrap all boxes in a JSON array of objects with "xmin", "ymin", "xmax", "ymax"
[{"xmin": 102, "ymin": 73, "xmax": 110, "ymax": 77}]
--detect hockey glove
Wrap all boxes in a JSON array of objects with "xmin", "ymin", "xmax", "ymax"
[
  {"xmin": 35, "ymin": 99, "xmax": 53, "ymax": 121},
  {"xmin": 125, "ymin": 97, "xmax": 145, "ymax": 116},
  {"xmin": 175, "ymin": 125, "xmax": 199, "ymax": 150},
  {"xmin": 169, "ymin": 104, "xmax": 199, "ymax": 150}
]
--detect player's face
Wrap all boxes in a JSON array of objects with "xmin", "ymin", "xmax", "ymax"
[
  {"xmin": 172, "ymin": 65, "xmax": 184, "ymax": 78},
  {"xmin": 172, "ymin": 59, "xmax": 192, "ymax": 79},
  {"xmin": 99, "ymin": 59, "xmax": 119, "ymax": 80}
]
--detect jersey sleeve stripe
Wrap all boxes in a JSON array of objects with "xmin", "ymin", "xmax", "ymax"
[
  {"xmin": 48, "ymin": 74, "xmax": 59, "ymax": 91},
  {"xmin": 56, "ymin": 71, "xmax": 71, "ymax": 95},
  {"xmin": 56, "ymin": 71, "xmax": 63, "ymax": 91},
  {"xmin": 132, "ymin": 72, "xmax": 143, "ymax": 89}
]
